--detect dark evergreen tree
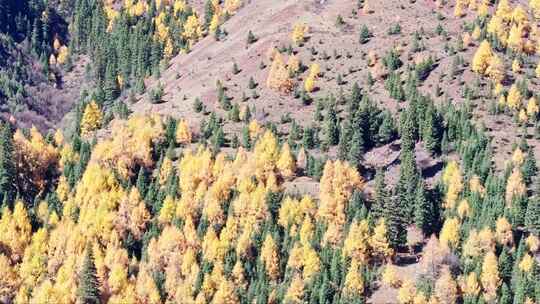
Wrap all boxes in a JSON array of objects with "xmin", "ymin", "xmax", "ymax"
[
  {"xmin": 525, "ymin": 178, "xmax": 540, "ymax": 234},
  {"xmin": 414, "ymin": 181, "xmax": 434, "ymax": 236},
  {"xmin": 378, "ymin": 110, "xmax": 396, "ymax": 145},
  {"xmin": 0, "ymin": 123, "xmax": 16, "ymax": 206},
  {"xmin": 338, "ymin": 121, "xmax": 352, "ymax": 161},
  {"xmin": 384, "ymin": 195, "xmax": 407, "ymax": 249},
  {"xmin": 323, "ymin": 104, "xmax": 339, "ymax": 147},
  {"xmin": 136, "ymin": 167, "xmax": 148, "ymax": 198},
  {"xmin": 395, "ymin": 149, "xmax": 419, "ymax": 222},
  {"xmin": 522, "ymin": 148, "xmax": 537, "ymax": 185},
  {"xmin": 372, "ymin": 169, "xmax": 388, "ymax": 219},
  {"xmin": 77, "ymin": 245, "xmax": 101, "ymax": 304}
]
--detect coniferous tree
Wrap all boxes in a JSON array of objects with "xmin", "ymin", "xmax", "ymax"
[
  {"xmin": 385, "ymin": 195, "xmax": 407, "ymax": 249},
  {"xmin": 338, "ymin": 121, "xmax": 352, "ymax": 161},
  {"xmin": 522, "ymin": 148, "xmax": 537, "ymax": 185},
  {"xmin": 372, "ymin": 169, "xmax": 388, "ymax": 219},
  {"xmin": 77, "ymin": 245, "xmax": 101, "ymax": 304},
  {"xmin": 378, "ymin": 110, "xmax": 396, "ymax": 144},
  {"xmin": 414, "ymin": 180, "xmax": 434, "ymax": 236},
  {"xmin": 422, "ymin": 102, "xmax": 442, "ymax": 155},
  {"xmin": 323, "ymin": 104, "xmax": 339, "ymax": 147},
  {"xmin": 0, "ymin": 123, "xmax": 16, "ymax": 206},
  {"xmin": 395, "ymin": 148, "xmax": 419, "ymax": 222},
  {"xmin": 525, "ymin": 178, "xmax": 540, "ymax": 234},
  {"xmin": 136, "ymin": 167, "xmax": 148, "ymax": 198},
  {"xmin": 347, "ymin": 127, "xmax": 364, "ymax": 169}
]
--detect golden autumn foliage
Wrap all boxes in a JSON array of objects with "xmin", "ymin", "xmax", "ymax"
[
  {"xmin": 481, "ymin": 251, "xmax": 500, "ymax": 302},
  {"xmin": 284, "ymin": 274, "xmax": 304, "ymax": 304},
  {"xmin": 318, "ymin": 160, "xmax": 364, "ymax": 246},
  {"xmin": 277, "ymin": 143, "xmax": 296, "ymax": 179},
  {"xmin": 382, "ymin": 264, "xmax": 401, "ymax": 288},
  {"xmin": 526, "ymin": 234, "xmax": 540, "ymax": 252},
  {"xmin": 434, "ymin": 267, "xmax": 458, "ymax": 304},
  {"xmin": 260, "ymin": 234, "xmax": 280, "ymax": 281},
  {"xmin": 176, "ymin": 119, "xmax": 192, "ymax": 145},
  {"xmin": 267, "ymin": 52, "xmax": 294, "ymax": 93},
  {"xmin": 506, "ymin": 168, "xmax": 526, "ymax": 205},
  {"xmin": 527, "ymin": 97, "xmax": 539, "ymax": 118},
  {"xmin": 442, "ymin": 161, "xmax": 463, "ymax": 209},
  {"xmin": 80, "ymin": 101, "xmax": 103, "ymax": 137},
  {"xmin": 398, "ymin": 279, "xmax": 416, "ymax": 304},
  {"xmin": 519, "ymin": 254, "xmax": 534, "ymax": 273},
  {"xmin": 495, "ymin": 217, "xmax": 513, "ymax": 246},
  {"xmin": 439, "ymin": 218, "xmax": 460, "ymax": 249},
  {"xmin": 343, "ymin": 260, "xmax": 364, "ymax": 297},
  {"xmin": 291, "ymin": 23, "xmax": 308, "ymax": 45},
  {"xmin": 91, "ymin": 115, "xmax": 164, "ymax": 178},
  {"xmin": 184, "ymin": 14, "xmax": 202, "ymax": 42},
  {"xmin": 13, "ymin": 127, "xmax": 59, "ymax": 193},
  {"xmin": 461, "ymin": 272, "xmax": 480, "ymax": 298},
  {"xmin": 304, "ymin": 63, "xmax": 320, "ymax": 93},
  {"xmin": 472, "ymin": 40, "xmax": 494, "ymax": 75},
  {"xmin": 507, "ymin": 84, "xmax": 522, "ymax": 110}
]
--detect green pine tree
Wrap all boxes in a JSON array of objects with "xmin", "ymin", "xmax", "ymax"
[
  {"xmin": 77, "ymin": 245, "xmax": 101, "ymax": 304},
  {"xmin": 372, "ymin": 169, "xmax": 388, "ymax": 219},
  {"xmin": 414, "ymin": 180, "xmax": 434, "ymax": 236},
  {"xmin": 0, "ymin": 123, "xmax": 16, "ymax": 206}
]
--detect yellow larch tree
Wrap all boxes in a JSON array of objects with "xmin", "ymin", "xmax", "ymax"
[
  {"xmin": 80, "ymin": 100, "xmax": 103, "ymax": 137},
  {"xmin": 291, "ymin": 23, "xmax": 308, "ymax": 45},
  {"xmin": 461, "ymin": 272, "xmax": 480, "ymax": 298},
  {"xmin": 480, "ymin": 251, "xmax": 500, "ymax": 302},
  {"xmin": 301, "ymin": 245, "xmax": 320, "ymax": 281},
  {"xmin": 318, "ymin": 160, "xmax": 364, "ymax": 246},
  {"xmin": 507, "ymin": 84, "xmax": 522, "ymax": 111},
  {"xmin": 439, "ymin": 218, "xmax": 460, "ymax": 249},
  {"xmin": 176, "ymin": 119, "xmax": 192, "ymax": 145},
  {"xmin": 433, "ymin": 266, "xmax": 458, "ymax": 304},
  {"xmin": 343, "ymin": 260, "xmax": 364, "ymax": 298},
  {"xmin": 267, "ymin": 52, "xmax": 293, "ymax": 93},
  {"xmin": 495, "ymin": 217, "xmax": 513, "ymax": 246},
  {"xmin": 0, "ymin": 201, "xmax": 32, "ymax": 262},
  {"xmin": 343, "ymin": 219, "xmax": 370, "ymax": 263},
  {"xmin": 527, "ymin": 97, "xmax": 539, "ymax": 118},
  {"xmin": 512, "ymin": 147, "xmax": 525, "ymax": 166},
  {"xmin": 224, "ymin": 0, "xmax": 242, "ymax": 15},
  {"xmin": 305, "ymin": 62, "xmax": 321, "ymax": 92},
  {"xmin": 457, "ymin": 199, "xmax": 470, "ymax": 219},
  {"xmin": 511, "ymin": 5, "xmax": 528, "ymax": 24},
  {"xmin": 507, "ymin": 24, "xmax": 523, "ymax": 52},
  {"xmin": 486, "ymin": 54, "xmax": 504, "ymax": 83},
  {"xmin": 496, "ymin": 0, "xmax": 512, "ymax": 21},
  {"xmin": 506, "ymin": 168, "xmax": 526, "ymax": 205},
  {"xmin": 18, "ymin": 228, "xmax": 48, "ymax": 289},
  {"xmin": 260, "ymin": 234, "xmax": 280, "ymax": 281},
  {"xmin": 212, "ymin": 279, "xmax": 238, "ymax": 304},
  {"xmin": 512, "ymin": 58, "xmax": 521, "ymax": 74},
  {"xmin": 526, "ymin": 234, "xmax": 539, "ymax": 252},
  {"xmin": 472, "ymin": 40, "xmax": 493, "ymax": 75},
  {"xmin": 277, "ymin": 143, "xmax": 296, "ymax": 179},
  {"xmin": 397, "ymin": 279, "xmax": 416, "ymax": 304},
  {"xmin": 519, "ymin": 253, "xmax": 534, "ymax": 273},
  {"xmin": 284, "ymin": 274, "xmax": 304, "ymax": 304},
  {"xmin": 382, "ymin": 264, "xmax": 401, "ymax": 287},
  {"xmin": 183, "ymin": 14, "xmax": 202, "ymax": 42},
  {"xmin": 442, "ymin": 160, "xmax": 463, "ymax": 209},
  {"xmin": 532, "ymin": 0, "xmax": 540, "ymax": 19},
  {"xmin": 370, "ymin": 218, "xmax": 394, "ymax": 261}
]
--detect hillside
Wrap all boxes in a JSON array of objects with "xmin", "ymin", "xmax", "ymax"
[{"xmin": 0, "ymin": 0, "xmax": 540, "ymax": 304}]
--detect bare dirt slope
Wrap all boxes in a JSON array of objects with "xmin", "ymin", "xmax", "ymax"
[{"xmin": 127, "ymin": 0, "xmax": 540, "ymax": 171}]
